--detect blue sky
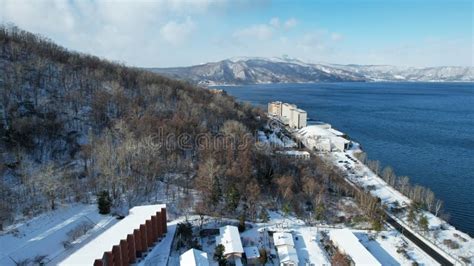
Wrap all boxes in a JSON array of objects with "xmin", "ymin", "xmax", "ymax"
[{"xmin": 1, "ymin": 0, "xmax": 472, "ymax": 67}]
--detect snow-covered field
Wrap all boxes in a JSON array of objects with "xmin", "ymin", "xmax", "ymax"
[
  {"xmin": 0, "ymin": 204, "xmax": 117, "ymax": 265},
  {"xmin": 354, "ymin": 229, "xmax": 439, "ymax": 265}
]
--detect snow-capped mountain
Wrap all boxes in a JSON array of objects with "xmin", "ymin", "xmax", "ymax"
[
  {"xmin": 149, "ymin": 57, "xmax": 366, "ymax": 85},
  {"xmin": 149, "ymin": 57, "xmax": 474, "ymax": 85},
  {"xmin": 332, "ymin": 64, "xmax": 474, "ymax": 82}
]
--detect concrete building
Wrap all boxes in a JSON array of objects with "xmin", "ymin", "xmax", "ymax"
[
  {"xmin": 216, "ymin": 225, "xmax": 244, "ymax": 262},
  {"xmin": 273, "ymin": 232, "xmax": 299, "ymax": 266},
  {"xmin": 281, "ymin": 103, "xmax": 297, "ymax": 125},
  {"xmin": 289, "ymin": 108, "xmax": 307, "ymax": 129},
  {"xmin": 60, "ymin": 205, "xmax": 167, "ymax": 266},
  {"xmin": 297, "ymin": 124, "xmax": 350, "ymax": 152},
  {"xmin": 268, "ymin": 102, "xmax": 307, "ymax": 129},
  {"xmin": 268, "ymin": 101, "xmax": 283, "ymax": 117},
  {"xmin": 180, "ymin": 248, "xmax": 209, "ymax": 266},
  {"xmin": 329, "ymin": 229, "xmax": 381, "ymax": 266}
]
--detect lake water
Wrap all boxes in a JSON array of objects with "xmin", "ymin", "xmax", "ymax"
[{"xmin": 218, "ymin": 82, "xmax": 474, "ymax": 237}]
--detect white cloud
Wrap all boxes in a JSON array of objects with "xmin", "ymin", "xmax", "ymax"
[
  {"xmin": 233, "ymin": 17, "xmax": 298, "ymax": 43},
  {"xmin": 331, "ymin": 32, "xmax": 344, "ymax": 41},
  {"xmin": 283, "ymin": 18, "xmax": 297, "ymax": 29},
  {"xmin": 160, "ymin": 17, "xmax": 196, "ymax": 45},
  {"xmin": 1, "ymin": 0, "xmax": 76, "ymax": 34},
  {"xmin": 269, "ymin": 17, "xmax": 280, "ymax": 28},
  {"xmin": 233, "ymin": 24, "xmax": 274, "ymax": 41},
  {"xmin": 0, "ymin": 0, "xmax": 469, "ymax": 67}
]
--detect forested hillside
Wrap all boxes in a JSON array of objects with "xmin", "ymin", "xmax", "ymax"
[
  {"xmin": 0, "ymin": 26, "xmax": 385, "ymax": 235},
  {"xmin": 0, "ymin": 25, "xmax": 261, "ymax": 225}
]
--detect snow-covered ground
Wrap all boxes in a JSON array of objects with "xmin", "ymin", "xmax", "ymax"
[
  {"xmin": 0, "ymin": 204, "xmax": 117, "ymax": 265},
  {"xmin": 354, "ymin": 229, "xmax": 439, "ymax": 265},
  {"xmin": 273, "ymin": 118, "xmax": 474, "ymax": 264},
  {"xmin": 168, "ymin": 211, "xmax": 440, "ymax": 266},
  {"xmin": 258, "ymin": 130, "xmax": 297, "ymax": 148},
  {"xmin": 298, "ymin": 133, "xmax": 474, "ymax": 264},
  {"xmin": 334, "ymin": 149, "xmax": 474, "ymax": 264}
]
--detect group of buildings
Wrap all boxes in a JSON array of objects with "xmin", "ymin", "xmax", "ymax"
[
  {"xmin": 59, "ymin": 203, "xmax": 380, "ymax": 266},
  {"xmin": 180, "ymin": 225, "xmax": 260, "ymax": 266},
  {"xmin": 268, "ymin": 101, "xmax": 351, "ymax": 153},
  {"xmin": 268, "ymin": 101, "xmax": 307, "ymax": 129}
]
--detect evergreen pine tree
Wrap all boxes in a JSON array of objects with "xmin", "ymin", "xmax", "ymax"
[
  {"xmin": 97, "ymin": 190, "xmax": 112, "ymax": 214},
  {"xmin": 214, "ymin": 244, "xmax": 226, "ymax": 266}
]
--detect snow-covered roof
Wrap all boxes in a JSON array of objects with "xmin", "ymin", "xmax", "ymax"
[
  {"xmin": 295, "ymin": 108, "xmax": 306, "ymax": 113},
  {"xmin": 298, "ymin": 125, "xmax": 335, "ymax": 138},
  {"xmin": 59, "ymin": 204, "xmax": 166, "ymax": 265},
  {"xmin": 297, "ymin": 125, "xmax": 349, "ymax": 152},
  {"xmin": 180, "ymin": 248, "xmax": 209, "ymax": 266},
  {"xmin": 276, "ymin": 245, "xmax": 299, "ymax": 264},
  {"xmin": 273, "ymin": 232, "xmax": 295, "ymax": 247},
  {"xmin": 327, "ymin": 128, "xmax": 345, "ymax": 136},
  {"xmin": 329, "ymin": 229, "xmax": 381, "ymax": 266},
  {"xmin": 243, "ymin": 246, "xmax": 260, "ymax": 259},
  {"xmin": 216, "ymin": 225, "xmax": 243, "ymax": 255}
]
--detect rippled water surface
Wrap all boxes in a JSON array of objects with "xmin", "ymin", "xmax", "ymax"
[{"xmin": 219, "ymin": 82, "xmax": 474, "ymax": 236}]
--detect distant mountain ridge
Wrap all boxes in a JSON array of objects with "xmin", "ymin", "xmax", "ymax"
[{"xmin": 149, "ymin": 57, "xmax": 474, "ymax": 85}]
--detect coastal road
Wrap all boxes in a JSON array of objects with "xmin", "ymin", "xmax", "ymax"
[
  {"xmin": 284, "ymin": 123, "xmax": 457, "ymax": 265},
  {"xmin": 385, "ymin": 214, "xmax": 454, "ymax": 266}
]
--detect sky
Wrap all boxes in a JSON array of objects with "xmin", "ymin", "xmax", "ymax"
[{"xmin": 0, "ymin": 0, "xmax": 472, "ymax": 68}]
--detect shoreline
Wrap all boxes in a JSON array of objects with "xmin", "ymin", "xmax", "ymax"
[
  {"xmin": 221, "ymin": 83, "xmax": 474, "ymax": 240},
  {"xmin": 208, "ymin": 80, "xmax": 474, "ymax": 87},
  {"xmin": 282, "ymin": 120, "xmax": 473, "ymax": 265}
]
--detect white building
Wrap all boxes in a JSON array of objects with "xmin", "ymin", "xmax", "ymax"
[
  {"xmin": 296, "ymin": 109, "xmax": 307, "ymax": 129},
  {"xmin": 297, "ymin": 124, "xmax": 350, "ymax": 152},
  {"xmin": 329, "ymin": 229, "xmax": 381, "ymax": 266},
  {"xmin": 281, "ymin": 103, "xmax": 297, "ymax": 125},
  {"xmin": 273, "ymin": 232, "xmax": 299, "ymax": 266},
  {"xmin": 288, "ymin": 108, "xmax": 307, "ymax": 129},
  {"xmin": 268, "ymin": 102, "xmax": 308, "ymax": 129},
  {"xmin": 59, "ymin": 204, "xmax": 167, "ymax": 265},
  {"xmin": 268, "ymin": 101, "xmax": 283, "ymax": 117},
  {"xmin": 216, "ymin": 226, "xmax": 244, "ymax": 260},
  {"xmin": 180, "ymin": 248, "xmax": 209, "ymax": 266}
]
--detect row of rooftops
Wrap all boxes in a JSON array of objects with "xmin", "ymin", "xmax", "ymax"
[{"xmin": 60, "ymin": 204, "xmax": 167, "ymax": 265}]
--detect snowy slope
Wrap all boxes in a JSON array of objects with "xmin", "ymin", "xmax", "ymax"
[
  {"xmin": 0, "ymin": 204, "xmax": 117, "ymax": 265},
  {"xmin": 149, "ymin": 57, "xmax": 366, "ymax": 85}
]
